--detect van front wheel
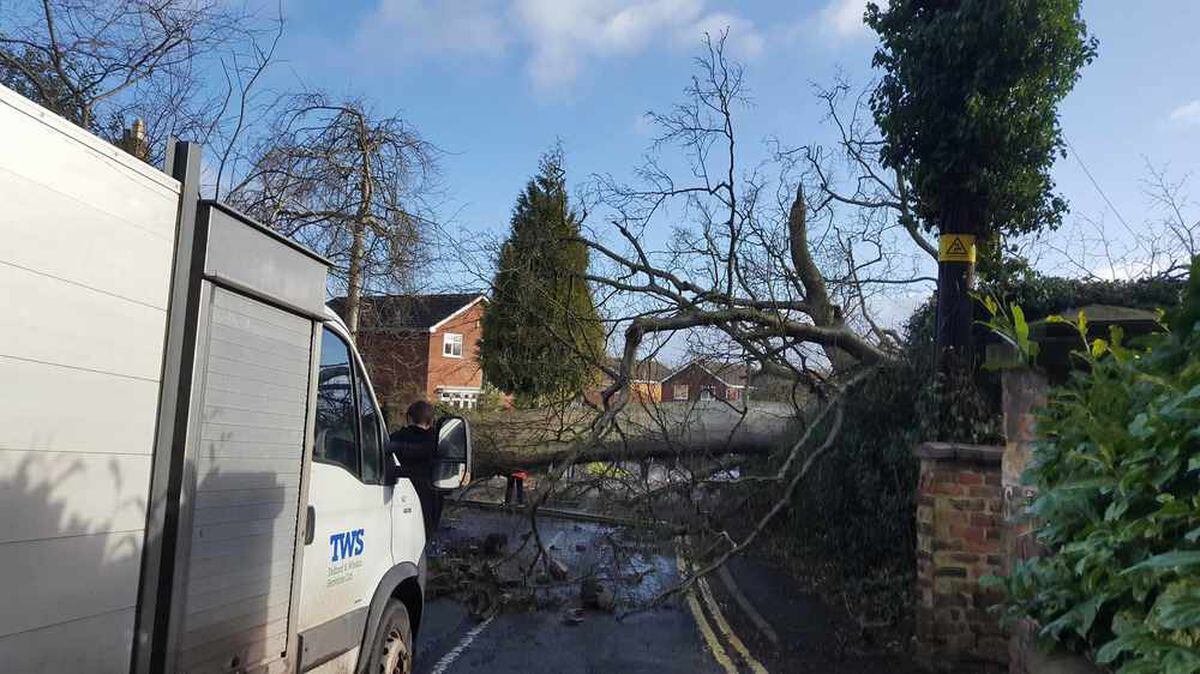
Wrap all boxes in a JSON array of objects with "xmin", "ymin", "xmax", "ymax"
[{"xmin": 368, "ymin": 599, "xmax": 413, "ymax": 674}]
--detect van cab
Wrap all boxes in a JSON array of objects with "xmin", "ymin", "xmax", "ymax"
[{"xmin": 296, "ymin": 312, "xmax": 429, "ymax": 673}]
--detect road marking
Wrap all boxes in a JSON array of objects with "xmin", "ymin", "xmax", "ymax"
[
  {"xmin": 676, "ymin": 551, "xmax": 738, "ymax": 674},
  {"xmin": 428, "ymin": 612, "xmax": 496, "ymax": 674},
  {"xmin": 717, "ymin": 564, "xmax": 780, "ymax": 646},
  {"xmin": 697, "ymin": 575, "xmax": 769, "ymax": 674}
]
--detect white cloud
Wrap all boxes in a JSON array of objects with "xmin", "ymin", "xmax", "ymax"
[
  {"xmin": 685, "ymin": 12, "xmax": 765, "ymax": 57},
  {"xmin": 513, "ymin": 0, "xmax": 764, "ymax": 91},
  {"xmin": 354, "ymin": 0, "xmax": 762, "ymax": 91},
  {"xmin": 1169, "ymin": 100, "xmax": 1200, "ymax": 126},
  {"xmin": 515, "ymin": 0, "xmax": 756, "ymax": 90},
  {"xmin": 817, "ymin": 0, "xmax": 870, "ymax": 40},
  {"xmin": 356, "ymin": 0, "xmax": 511, "ymax": 60}
]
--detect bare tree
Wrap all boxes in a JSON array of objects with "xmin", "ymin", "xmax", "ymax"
[
  {"xmin": 799, "ymin": 78, "xmax": 936, "ymax": 263},
  {"xmin": 1143, "ymin": 162, "xmax": 1198, "ymax": 275},
  {"xmin": 441, "ymin": 34, "xmax": 947, "ymax": 601},
  {"xmin": 228, "ymin": 94, "xmax": 440, "ymax": 338},
  {"xmin": 1037, "ymin": 161, "xmax": 1197, "ymax": 282},
  {"xmin": 0, "ymin": 0, "xmax": 270, "ymax": 163},
  {"xmin": 583, "ymin": 35, "xmax": 931, "ymax": 424}
]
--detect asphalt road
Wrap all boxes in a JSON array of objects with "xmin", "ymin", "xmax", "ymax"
[
  {"xmin": 413, "ymin": 506, "xmax": 924, "ymax": 674},
  {"xmin": 414, "ymin": 598, "xmax": 725, "ymax": 673}
]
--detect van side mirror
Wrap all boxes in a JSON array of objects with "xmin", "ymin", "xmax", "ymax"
[{"xmin": 432, "ymin": 416, "xmax": 472, "ymax": 491}]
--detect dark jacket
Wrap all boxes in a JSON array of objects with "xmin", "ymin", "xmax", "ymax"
[
  {"xmin": 388, "ymin": 424, "xmax": 436, "ymax": 482},
  {"xmin": 388, "ymin": 424, "xmax": 441, "ymax": 537}
]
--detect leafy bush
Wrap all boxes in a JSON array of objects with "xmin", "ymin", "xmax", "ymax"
[
  {"xmin": 791, "ymin": 358, "xmax": 923, "ymax": 577},
  {"xmin": 987, "ymin": 270, "xmax": 1185, "ymax": 321},
  {"xmin": 783, "ymin": 298, "xmax": 996, "ymax": 585},
  {"xmin": 1003, "ymin": 259, "xmax": 1200, "ymax": 673},
  {"xmin": 771, "ymin": 269, "xmax": 1186, "ymax": 636}
]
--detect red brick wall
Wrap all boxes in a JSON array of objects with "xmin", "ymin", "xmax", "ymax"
[
  {"xmin": 999, "ymin": 370, "xmax": 1098, "ymax": 674},
  {"xmin": 914, "ymin": 442, "xmax": 1006, "ymax": 670},
  {"xmin": 424, "ymin": 300, "xmax": 485, "ymax": 400},
  {"xmin": 661, "ymin": 364, "xmax": 741, "ymax": 402}
]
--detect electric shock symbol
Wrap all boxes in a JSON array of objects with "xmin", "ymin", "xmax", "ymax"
[{"xmin": 939, "ymin": 234, "xmax": 977, "ymax": 263}]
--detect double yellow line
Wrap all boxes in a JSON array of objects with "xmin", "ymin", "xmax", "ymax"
[{"xmin": 676, "ymin": 546, "xmax": 769, "ymax": 674}]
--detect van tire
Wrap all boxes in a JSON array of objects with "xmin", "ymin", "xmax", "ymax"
[{"xmin": 367, "ymin": 599, "xmax": 413, "ymax": 674}]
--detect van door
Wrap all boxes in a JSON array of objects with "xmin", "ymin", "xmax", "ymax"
[
  {"xmin": 391, "ymin": 463, "xmax": 424, "ymax": 573},
  {"xmin": 297, "ymin": 326, "xmax": 392, "ymax": 667}
]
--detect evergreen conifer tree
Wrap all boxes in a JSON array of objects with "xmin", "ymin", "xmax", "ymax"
[{"xmin": 480, "ymin": 148, "xmax": 604, "ymax": 400}]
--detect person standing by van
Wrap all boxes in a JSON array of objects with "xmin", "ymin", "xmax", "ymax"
[{"xmin": 388, "ymin": 401, "xmax": 443, "ymax": 540}]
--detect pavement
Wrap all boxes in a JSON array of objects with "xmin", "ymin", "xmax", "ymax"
[{"xmin": 413, "ymin": 504, "xmax": 924, "ymax": 674}]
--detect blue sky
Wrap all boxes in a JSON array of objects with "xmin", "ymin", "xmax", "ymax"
[{"xmin": 262, "ymin": 0, "xmax": 1200, "ymax": 281}]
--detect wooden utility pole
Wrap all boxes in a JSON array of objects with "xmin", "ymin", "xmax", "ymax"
[{"xmin": 935, "ymin": 233, "xmax": 977, "ymax": 368}]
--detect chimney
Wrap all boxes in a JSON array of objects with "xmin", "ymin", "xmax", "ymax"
[{"xmin": 120, "ymin": 118, "xmax": 149, "ymax": 162}]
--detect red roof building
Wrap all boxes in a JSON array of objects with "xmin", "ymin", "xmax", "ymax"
[
  {"xmin": 660, "ymin": 358, "xmax": 748, "ymax": 403},
  {"xmin": 336, "ymin": 293, "xmax": 489, "ymax": 419}
]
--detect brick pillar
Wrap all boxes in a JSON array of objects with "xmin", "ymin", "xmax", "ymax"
[
  {"xmin": 914, "ymin": 442, "xmax": 1006, "ymax": 670},
  {"xmin": 1000, "ymin": 368, "xmax": 1048, "ymax": 569}
]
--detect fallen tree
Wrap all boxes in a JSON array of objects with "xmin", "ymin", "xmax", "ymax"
[
  {"xmin": 469, "ymin": 402, "xmax": 800, "ymax": 476},
  {"xmin": 448, "ymin": 34, "xmax": 933, "ymax": 614}
]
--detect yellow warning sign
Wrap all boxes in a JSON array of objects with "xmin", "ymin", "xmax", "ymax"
[{"xmin": 939, "ymin": 234, "xmax": 977, "ymax": 263}]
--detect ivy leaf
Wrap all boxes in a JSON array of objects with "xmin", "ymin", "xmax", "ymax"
[
  {"xmin": 1129, "ymin": 413, "xmax": 1153, "ymax": 440},
  {"xmin": 1155, "ymin": 594, "xmax": 1200, "ymax": 629},
  {"xmin": 1096, "ymin": 633, "xmax": 1135, "ymax": 664},
  {"xmin": 1126, "ymin": 551, "xmax": 1200, "ymax": 573}
]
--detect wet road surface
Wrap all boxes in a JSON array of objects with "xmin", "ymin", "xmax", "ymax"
[{"xmin": 414, "ymin": 505, "xmax": 923, "ymax": 674}]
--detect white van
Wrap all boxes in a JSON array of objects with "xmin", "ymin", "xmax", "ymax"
[{"xmin": 0, "ymin": 82, "xmax": 468, "ymax": 674}]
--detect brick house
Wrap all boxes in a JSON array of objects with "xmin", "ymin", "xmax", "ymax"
[
  {"xmin": 337, "ymin": 292, "xmax": 489, "ymax": 419},
  {"xmin": 660, "ymin": 358, "xmax": 748, "ymax": 402},
  {"xmin": 582, "ymin": 357, "xmax": 669, "ymax": 405}
]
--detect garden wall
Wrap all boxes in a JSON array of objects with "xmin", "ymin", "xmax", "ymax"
[{"xmin": 914, "ymin": 442, "xmax": 1006, "ymax": 670}]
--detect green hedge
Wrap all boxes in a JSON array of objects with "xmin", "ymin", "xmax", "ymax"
[
  {"xmin": 777, "ymin": 270, "xmax": 1188, "ymax": 632},
  {"xmin": 1002, "ymin": 260, "xmax": 1200, "ymax": 673},
  {"xmin": 986, "ymin": 273, "xmax": 1185, "ymax": 321}
]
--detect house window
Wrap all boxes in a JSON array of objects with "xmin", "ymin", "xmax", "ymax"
[
  {"xmin": 700, "ymin": 387, "xmax": 715, "ymax": 400},
  {"xmin": 438, "ymin": 389, "xmax": 479, "ymax": 410},
  {"xmin": 673, "ymin": 384, "xmax": 689, "ymax": 401},
  {"xmin": 442, "ymin": 332, "xmax": 463, "ymax": 358}
]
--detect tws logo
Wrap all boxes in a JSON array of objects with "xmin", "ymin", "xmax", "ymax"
[{"xmin": 329, "ymin": 529, "xmax": 365, "ymax": 563}]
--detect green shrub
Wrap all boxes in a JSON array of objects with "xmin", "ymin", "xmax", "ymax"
[
  {"xmin": 1003, "ymin": 259, "xmax": 1200, "ymax": 673},
  {"xmin": 791, "ymin": 359, "xmax": 922, "ymax": 577},
  {"xmin": 783, "ymin": 298, "xmax": 996, "ymax": 585},
  {"xmin": 987, "ymin": 272, "xmax": 1186, "ymax": 321},
  {"xmin": 770, "ymin": 269, "xmax": 1187, "ymax": 635}
]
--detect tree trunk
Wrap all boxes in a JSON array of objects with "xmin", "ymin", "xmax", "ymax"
[
  {"xmin": 934, "ymin": 200, "xmax": 980, "ymax": 436},
  {"xmin": 935, "ymin": 256, "xmax": 975, "ymax": 366},
  {"xmin": 346, "ymin": 115, "xmax": 373, "ymax": 341},
  {"xmin": 346, "ymin": 224, "xmax": 364, "ymax": 339},
  {"xmin": 786, "ymin": 186, "xmax": 856, "ymax": 373}
]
